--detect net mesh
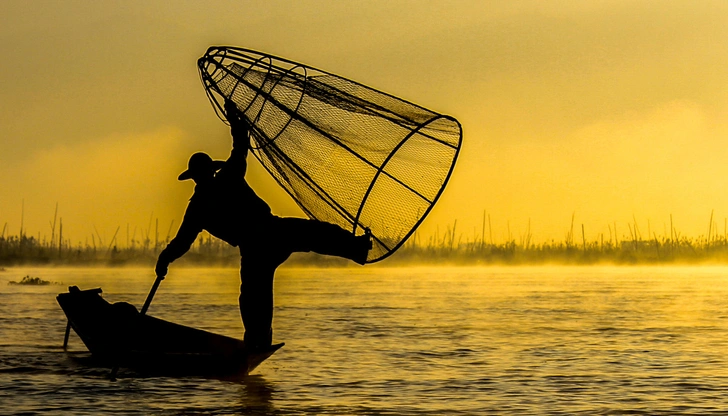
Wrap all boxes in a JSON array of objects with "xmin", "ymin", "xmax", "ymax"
[{"xmin": 198, "ymin": 47, "xmax": 462, "ymax": 262}]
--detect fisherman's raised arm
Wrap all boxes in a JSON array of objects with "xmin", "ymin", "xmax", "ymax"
[{"xmin": 224, "ymin": 99, "xmax": 252, "ymax": 158}]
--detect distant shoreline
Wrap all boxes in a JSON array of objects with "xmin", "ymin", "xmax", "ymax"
[{"xmin": 5, "ymin": 233, "xmax": 728, "ymax": 267}]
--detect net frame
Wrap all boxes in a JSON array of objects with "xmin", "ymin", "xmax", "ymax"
[{"xmin": 198, "ymin": 46, "xmax": 462, "ymax": 263}]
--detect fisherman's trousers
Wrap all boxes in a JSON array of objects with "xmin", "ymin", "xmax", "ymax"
[{"xmin": 238, "ymin": 216, "xmax": 362, "ymax": 349}]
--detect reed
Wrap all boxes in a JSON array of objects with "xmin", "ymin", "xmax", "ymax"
[{"xmin": 4, "ymin": 208, "xmax": 728, "ymax": 267}]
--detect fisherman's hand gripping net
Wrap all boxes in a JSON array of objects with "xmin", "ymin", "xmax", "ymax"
[{"xmin": 198, "ymin": 47, "xmax": 462, "ymax": 263}]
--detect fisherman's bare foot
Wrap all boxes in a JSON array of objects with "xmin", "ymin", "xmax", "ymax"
[{"xmin": 353, "ymin": 228, "xmax": 372, "ymax": 265}]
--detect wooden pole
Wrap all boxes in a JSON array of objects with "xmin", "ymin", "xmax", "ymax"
[
  {"xmin": 51, "ymin": 202, "xmax": 58, "ymax": 250},
  {"xmin": 567, "ymin": 213, "xmax": 575, "ymax": 247},
  {"xmin": 20, "ymin": 199, "xmax": 24, "ymax": 239},
  {"xmin": 141, "ymin": 275, "xmax": 165, "ymax": 315},
  {"xmin": 450, "ymin": 219, "xmax": 457, "ymax": 251},
  {"xmin": 107, "ymin": 226, "xmax": 120, "ymax": 254},
  {"xmin": 58, "ymin": 218, "xmax": 63, "ymax": 257},
  {"xmin": 145, "ymin": 212, "xmax": 153, "ymax": 253},
  {"xmin": 481, "ymin": 210, "xmax": 486, "ymax": 250},
  {"xmin": 165, "ymin": 220, "xmax": 175, "ymax": 243},
  {"xmin": 63, "ymin": 321, "xmax": 71, "ymax": 350}
]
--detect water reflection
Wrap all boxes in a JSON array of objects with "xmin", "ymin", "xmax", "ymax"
[{"xmin": 236, "ymin": 375, "xmax": 276, "ymax": 415}]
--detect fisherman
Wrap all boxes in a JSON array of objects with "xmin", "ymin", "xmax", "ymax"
[{"xmin": 156, "ymin": 100, "xmax": 371, "ymax": 351}]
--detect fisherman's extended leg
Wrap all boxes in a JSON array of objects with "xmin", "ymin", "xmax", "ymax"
[{"xmin": 275, "ymin": 217, "xmax": 371, "ymax": 264}]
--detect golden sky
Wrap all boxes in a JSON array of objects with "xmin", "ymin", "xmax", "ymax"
[{"xmin": 1, "ymin": 0, "xmax": 727, "ymax": 246}]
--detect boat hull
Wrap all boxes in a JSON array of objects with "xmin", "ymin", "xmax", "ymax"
[{"xmin": 57, "ymin": 286, "xmax": 282, "ymax": 376}]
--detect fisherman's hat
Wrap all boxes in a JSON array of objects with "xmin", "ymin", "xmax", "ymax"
[{"xmin": 178, "ymin": 152, "xmax": 225, "ymax": 181}]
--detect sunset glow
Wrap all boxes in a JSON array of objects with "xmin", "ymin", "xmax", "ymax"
[{"xmin": 2, "ymin": 1, "xmax": 727, "ymax": 246}]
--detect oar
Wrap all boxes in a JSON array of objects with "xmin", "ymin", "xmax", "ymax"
[
  {"xmin": 110, "ymin": 274, "xmax": 165, "ymax": 380},
  {"xmin": 141, "ymin": 274, "xmax": 165, "ymax": 315}
]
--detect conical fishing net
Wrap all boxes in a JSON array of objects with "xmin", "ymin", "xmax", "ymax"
[{"xmin": 198, "ymin": 46, "xmax": 462, "ymax": 263}]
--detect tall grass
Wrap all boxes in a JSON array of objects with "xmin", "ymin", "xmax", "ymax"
[
  {"xmin": 4, "ymin": 211, "xmax": 728, "ymax": 266},
  {"xmin": 0, "ymin": 222, "xmax": 242, "ymax": 267},
  {"xmin": 387, "ymin": 213, "xmax": 728, "ymax": 265}
]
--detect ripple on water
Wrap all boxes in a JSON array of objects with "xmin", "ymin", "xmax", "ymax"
[{"xmin": 3, "ymin": 266, "xmax": 728, "ymax": 414}]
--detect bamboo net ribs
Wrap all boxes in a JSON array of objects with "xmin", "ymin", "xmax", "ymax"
[{"xmin": 198, "ymin": 46, "xmax": 462, "ymax": 263}]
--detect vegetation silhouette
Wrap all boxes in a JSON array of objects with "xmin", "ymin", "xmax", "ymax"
[
  {"xmin": 7, "ymin": 219, "xmax": 728, "ymax": 266},
  {"xmin": 7, "ymin": 275, "xmax": 61, "ymax": 285}
]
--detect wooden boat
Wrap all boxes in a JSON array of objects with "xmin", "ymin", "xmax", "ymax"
[{"xmin": 57, "ymin": 286, "xmax": 283, "ymax": 376}]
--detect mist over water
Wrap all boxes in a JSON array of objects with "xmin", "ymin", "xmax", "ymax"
[{"xmin": 2, "ymin": 266, "xmax": 728, "ymax": 414}]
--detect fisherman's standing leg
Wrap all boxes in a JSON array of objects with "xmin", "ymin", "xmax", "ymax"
[
  {"xmin": 239, "ymin": 250, "xmax": 273, "ymax": 349},
  {"xmin": 239, "ymin": 242, "xmax": 291, "ymax": 350}
]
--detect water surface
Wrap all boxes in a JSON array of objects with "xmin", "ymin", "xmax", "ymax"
[{"xmin": 1, "ymin": 266, "xmax": 728, "ymax": 414}]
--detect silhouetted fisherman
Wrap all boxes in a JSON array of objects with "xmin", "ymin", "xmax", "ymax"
[{"xmin": 156, "ymin": 100, "xmax": 371, "ymax": 350}]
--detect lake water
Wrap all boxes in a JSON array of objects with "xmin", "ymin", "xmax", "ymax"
[{"xmin": 2, "ymin": 265, "xmax": 728, "ymax": 414}]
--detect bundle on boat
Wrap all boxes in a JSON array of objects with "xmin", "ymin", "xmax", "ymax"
[{"xmin": 198, "ymin": 47, "xmax": 462, "ymax": 262}]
